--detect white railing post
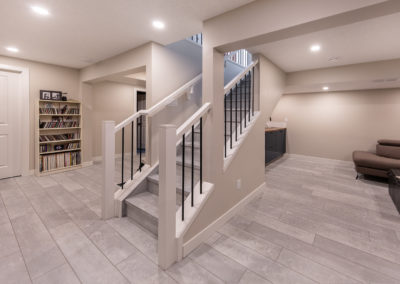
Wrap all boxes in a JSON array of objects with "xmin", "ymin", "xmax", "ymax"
[
  {"xmin": 102, "ymin": 120, "xmax": 116, "ymax": 220},
  {"xmin": 158, "ymin": 124, "xmax": 177, "ymax": 269}
]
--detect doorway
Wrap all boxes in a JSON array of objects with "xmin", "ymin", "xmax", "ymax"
[
  {"xmin": 0, "ymin": 69, "xmax": 22, "ymax": 179},
  {"xmin": 136, "ymin": 91, "xmax": 146, "ymax": 154}
]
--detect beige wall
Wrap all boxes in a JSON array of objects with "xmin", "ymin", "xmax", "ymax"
[
  {"xmin": 0, "ymin": 55, "xmax": 80, "ymax": 170},
  {"xmin": 271, "ymin": 88, "xmax": 400, "ymax": 161},
  {"xmin": 89, "ymin": 81, "xmax": 138, "ymax": 158}
]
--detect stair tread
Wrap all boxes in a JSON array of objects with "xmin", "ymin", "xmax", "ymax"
[
  {"xmin": 126, "ymin": 192, "xmax": 158, "ymax": 218},
  {"xmin": 176, "ymin": 154, "xmax": 201, "ymax": 168},
  {"xmin": 147, "ymin": 173, "xmax": 197, "ymax": 192}
]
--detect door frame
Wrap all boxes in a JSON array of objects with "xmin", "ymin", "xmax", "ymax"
[{"xmin": 0, "ymin": 64, "xmax": 30, "ymax": 176}]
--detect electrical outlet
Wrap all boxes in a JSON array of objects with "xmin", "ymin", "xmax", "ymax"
[{"xmin": 236, "ymin": 179, "xmax": 241, "ymax": 190}]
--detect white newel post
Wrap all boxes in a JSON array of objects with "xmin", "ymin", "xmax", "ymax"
[
  {"xmin": 102, "ymin": 120, "xmax": 116, "ymax": 220},
  {"xmin": 158, "ymin": 124, "xmax": 177, "ymax": 269}
]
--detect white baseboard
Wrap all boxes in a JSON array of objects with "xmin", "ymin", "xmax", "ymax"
[
  {"xmin": 182, "ymin": 182, "xmax": 266, "ymax": 257},
  {"xmin": 82, "ymin": 161, "xmax": 94, "ymax": 167}
]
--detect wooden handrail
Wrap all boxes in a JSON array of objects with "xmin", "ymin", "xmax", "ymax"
[
  {"xmin": 176, "ymin": 103, "xmax": 211, "ymax": 138},
  {"xmin": 224, "ymin": 59, "xmax": 258, "ymax": 94},
  {"xmin": 114, "ymin": 74, "xmax": 202, "ymax": 132}
]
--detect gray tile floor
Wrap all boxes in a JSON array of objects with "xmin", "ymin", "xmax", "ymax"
[{"xmin": 0, "ymin": 154, "xmax": 399, "ymax": 283}]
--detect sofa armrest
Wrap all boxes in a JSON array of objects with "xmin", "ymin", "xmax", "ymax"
[{"xmin": 378, "ymin": 139, "xmax": 400, "ymax": 147}]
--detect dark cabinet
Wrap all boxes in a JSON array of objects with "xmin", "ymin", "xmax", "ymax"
[{"xmin": 265, "ymin": 129, "xmax": 286, "ymax": 164}]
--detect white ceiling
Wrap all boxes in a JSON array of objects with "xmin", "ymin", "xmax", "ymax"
[
  {"xmin": 0, "ymin": 0, "xmax": 253, "ymax": 68},
  {"xmin": 248, "ymin": 12, "xmax": 400, "ymax": 72}
]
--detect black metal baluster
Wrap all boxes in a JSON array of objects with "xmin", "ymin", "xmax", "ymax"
[
  {"xmin": 235, "ymin": 84, "xmax": 238, "ymax": 141},
  {"xmin": 121, "ymin": 127, "xmax": 125, "ymax": 189},
  {"xmin": 200, "ymin": 117, "xmax": 203, "ymax": 194},
  {"xmin": 248, "ymin": 72, "xmax": 251, "ymax": 122},
  {"xmin": 191, "ymin": 125, "xmax": 194, "ymax": 207},
  {"xmin": 224, "ymin": 95, "xmax": 226, "ymax": 157},
  {"xmin": 139, "ymin": 116, "xmax": 142, "ymax": 172},
  {"xmin": 252, "ymin": 67, "xmax": 255, "ymax": 116},
  {"xmin": 240, "ymin": 81, "xmax": 242, "ymax": 134},
  {"xmin": 244, "ymin": 76, "xmax": 247, "ymax": 128},
  {"xmin": 182, "ymin": 134, "xmax": 185, "ymax": 221},
  {"xmin": 130, "ymin": 121, "xmax": 133, "ymax": 180},
  {"xmin": 230, "ymin": 90, "xmax": 232, "ymax": 149}
]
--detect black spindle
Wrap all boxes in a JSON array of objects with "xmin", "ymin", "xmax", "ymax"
[
  {"xmin": 252, "ymin": 67, "xmax": 255, "ymax": 116},
  {"xmin": 230, "ymin": 89, "xmax": 232, "ymax": 149},
  {"xmin": 130, "ymin": 121, "xmax": 133, "ymax": 180},
  {"xmin": 200, "ymin": 117, "xmax": 203, "ymax": 194},
  {"xmin": 240, "ymin": 80, "xmax": 242, "ymax": 134},
  {"xmin": 244, "ymin": 76, "xmax": 247, "ymax": 128},
  {"xmin": 139, "ymin": 116, "xmax": 142, "ymax": 172},
  {"xmin": 224, "ymin": 95, "xmax": 227, "ymax": 158},
  {"xmin": 191, "ymin": 125, "xmax": 194, "ymax": 207},
  {"xmin": 235, "ymin": 84, "xmax": 238, "ymax": 141},
  {"xmin": 248, "ymin": 72, "xmax": 251, "ymax": 122},
  {"xmin": 182, "ymin": 134, "xmax": 185, "ymax": 221},
  {"xmin": 121, "ymin": 127, "xmax": 124, "ymax": 189}
]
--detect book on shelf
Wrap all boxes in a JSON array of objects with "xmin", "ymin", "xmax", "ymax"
[
  {"xmin": 39, "ymin": 103, "xmax": 80, "ymax": 115},
  {"xmin": 39, "ymin": 120, "xmax": 80, "ymax": 129},
  {"xmin": 39, "ymin": 133, "xmax": 80, "ymax": 142},
  {"xmin": 39, "ymin": 151, "xmax": 81, "ymax": 172},
  {"xmin": 39, "ymin": 142, "xmax": 80, "ymax": 153}
]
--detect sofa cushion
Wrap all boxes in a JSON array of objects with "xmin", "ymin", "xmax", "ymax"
[
  {"xmin": 378, "ymin": 139, "xmax": 400, "ymax": 147},
  {"xmin": 376, "ymin": 144, "xmax": 400, "ymax": 160},
  {"xmin": 353, "ymin": 151, "xmax": 400, "ymax": 170}
]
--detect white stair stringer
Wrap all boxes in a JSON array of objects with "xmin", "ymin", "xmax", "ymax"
[{"xmin": 224, "ymin": 111, "xmax": 260, "ymax": 172}]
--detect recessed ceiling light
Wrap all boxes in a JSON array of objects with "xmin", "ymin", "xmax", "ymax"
[
  {"xmin": 5, "ymin": 46, "xmax": 19, "ymax": 53},
  {"xmin": 152, "ymin": 20, "xmax": 165, "ymax": 30},
  {"xmin": 310, "ymin": 44, "xmax": 321, "ymax": 52},
  {"xmin": 31, "ymin": 6, "xmax": 50, "ymax": 16},
  {"xmin": 322, "ymin": 86, "xmax": 329, "ymax": 91}
]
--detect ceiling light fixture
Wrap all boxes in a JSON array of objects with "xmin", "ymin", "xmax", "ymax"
[
  {"xmin": 5, "ymin": 46, "xmax": 19, "ymax": 53},
  {"xmin": 310, "ymin": 44, "xmax": 321, "ymax": 52},
  {"xmin": 152, "ymin": 20, "xmax": 165, "ymax": 30},
  {"xmin": 322, "ymin": 86, "xmax": 329, "ymax": 91},
  {"xmin": 31, "ymin": 6, "xmax": 50, "ymax": 16}
]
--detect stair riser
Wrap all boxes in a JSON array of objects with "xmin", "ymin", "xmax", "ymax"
[
  {"xmin": 147, "ymin": 180, "xmax": 191, "ymax": 205},
  {"xmin": 126, "ymin": 203, "xmax": 158, "ymax": 236}
]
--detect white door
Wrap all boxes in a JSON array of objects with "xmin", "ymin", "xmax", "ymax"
[{"xmin": 0, "ymin": 70, "xmax": 21, "ymax": 179}]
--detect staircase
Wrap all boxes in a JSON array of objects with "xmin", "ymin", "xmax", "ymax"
[
  {"xmin": 125, "ymin": 126, "xmax": 201, "ymax": 236},
  {"xmin": 224, "ymin": 70, "xmax": 253, "ymax": 155}
]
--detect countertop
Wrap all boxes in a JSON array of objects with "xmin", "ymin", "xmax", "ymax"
[{"xmin": 265, "ymin": 127, "xmax": 286, "ymax": 133}]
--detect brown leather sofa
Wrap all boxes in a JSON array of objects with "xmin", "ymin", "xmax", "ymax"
[{"xmin": 353, "ymin": 140, "xmax": 400, "ymax": 178}]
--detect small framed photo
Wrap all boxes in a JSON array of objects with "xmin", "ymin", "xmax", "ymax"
[
  {"xmin": 51, "ymin": 91, "xmax": 62, "ymax": 101},
  {"xmin": 40, "ymin": 90, "xmax": 52, "ymax": 100}
]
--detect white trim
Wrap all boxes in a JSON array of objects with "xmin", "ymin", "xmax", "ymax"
[
  {"xmin": 82, "ymin": 161, "xmax": 94, "ymax": 167},
  {"xmin": 224, "ymin": 112, "xmax": 260, "ymax": 172},
  {"xmin": 182, "ymin": 182, "xmax": 266, "ymax": 257},
  {"xmin": 0, "ymin": 64, "xmax": 30, "ymax": 176}
]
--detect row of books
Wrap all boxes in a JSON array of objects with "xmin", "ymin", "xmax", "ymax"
[
  {"xmin": 39, "ymin": 104, "xmax": 80, "ymax": 115},
  {"xmin": 39, "ymin": 120, "xmax": 79, "ymax": 129},
  {"xmin": 40, "ymin": 143, "xmax": 80, "ymax": 153},
  {"xmin": 39, "ymin": 152, "xmax": 81, "ymax": 172},
  {"xmin": 39, "ymin": 133, "xmax": 80, "ymax": 142}
]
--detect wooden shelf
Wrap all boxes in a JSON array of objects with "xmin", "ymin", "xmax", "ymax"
[
  {"xmin": 35, "ymin": 98, "xmax": 83, "ymax": 176},
  {"xmin": 39, "ymin": 100, "xmax": 80, "ymax": 104},
  {"xmin": 39, "ymin": 114, "xmax": 81, "ymax": 116},
  {"xmin": 39, "ymin": 127, "xmax": 81, "ymax": 131},
  {"xmin": 38, "ymin": 164, "xmax": 82, "ymax": 176},
  {"xmin": 40, "ymin": 148, "xmax": 81, "ymax": 155},
  {"xmin": 40, "ymin": 139, "xmax": 80, "ymax": 144}
]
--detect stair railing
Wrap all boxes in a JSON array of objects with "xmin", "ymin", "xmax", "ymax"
[
  {"xmin": 187, "ymin": 33, "xmax": 203, "ymax": 46},
  {"xmin": 158, "ymin": 102, "xmax": 211, "ymax": 269},
  {"xmin": 102, "ymin": 74, "xmax": 202, "ymax": 220},
  {"xmin": 224, "ymin": 59, "xmax": 258, "ymax": 158}
]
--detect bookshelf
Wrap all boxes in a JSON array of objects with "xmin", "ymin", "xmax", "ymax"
[{"xmin": 35, "ymin": 99, "xmax": 83, "ymax": 176}]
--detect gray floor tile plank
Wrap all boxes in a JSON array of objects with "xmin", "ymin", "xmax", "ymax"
[
  {"xmin": 238, "ymin": 270, "xmax": 272, "ymax": 284},
  {"xmin": 32, "ymin": 263, "xmax": 80, "ymax": 284},
  {"xmin": 0, "ymin": 251, "xmax": 31, "ymax": 284},
  {"xmin": 189, "ymin": 244, "xmax": 247, "ymax": 283}
]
